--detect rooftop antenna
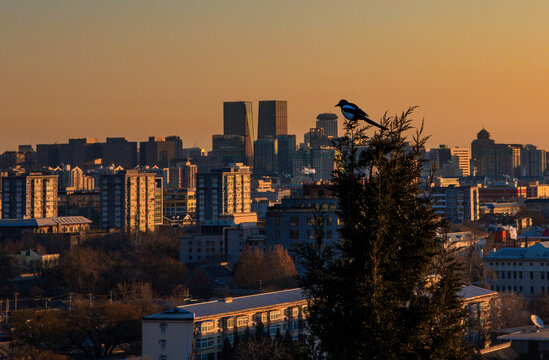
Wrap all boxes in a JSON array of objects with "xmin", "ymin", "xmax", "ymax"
[{"xmin": 531, "ymin": 314, "xmax": 544, "ymax": 331}]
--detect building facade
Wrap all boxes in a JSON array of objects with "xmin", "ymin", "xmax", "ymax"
[
  {"xmin": 99, "ymin": 170, "xmax": 161, "ymax": 232},
  {"xmin": 484, "ymin": 242, "xmax": 549, "ymax": 298},
  {"xmin": 315, "ymin": 113, "xmax": 338, "ymax": 138},
  {"xmin": 432, "ymin": 186, "xmax": 480, "ymax": 224},
  {"xmin": 1, "ymin": 173, "xmax": 58, "ymax": 219},
  {"xmin": 223, "ymin": 101, "xmax": 254, "ymax": 166},
  {"xmin": 257, "ymin": 100, "xmax": 288, "ymax": 140},
  {"xmin": 196, "ymin": 164, "xmax": 252, "ymax": 224},
  {"xmin": 142, "ymin": 288, "xmax": 308, "ymax": 360}
]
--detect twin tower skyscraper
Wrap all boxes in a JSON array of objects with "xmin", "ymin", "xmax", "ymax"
[{"xmin": 223, "ymin": 100, "xmax": 288, "ymax": 166}]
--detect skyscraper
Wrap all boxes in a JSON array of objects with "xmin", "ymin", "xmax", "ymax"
[
  {"xmin": 316, "ymin": 113, "xmax": 338, "ymax": 138},
  {"xmin": 254, "ymin": 137, "xmax": 278, "ymax": 175},
  {"xmin": 224, "ymin": 101, "xmax": 254, "ymax": 166},
  {"xmin": 258, "ymin": 100, "xmax": 288, "ymax": 140}
]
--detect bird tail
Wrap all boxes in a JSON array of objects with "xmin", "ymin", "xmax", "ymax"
[{"xmin": 363, "ymin": 117, "xmax": 388, "ymax": 131}]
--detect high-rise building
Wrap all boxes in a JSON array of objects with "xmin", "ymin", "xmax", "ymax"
[
  {"xmin": 99, "ymin": 170, "xmax": 161, "ymax": 232},
  {"xmin": 211, "ymin": 135, "xmax": 245, "ymax": 165},
  {"xmin": 316, "ymin": 113, "xmax": 338, "ymax": 138},
  {"xmin": 450, "ymin": 147, "xmax": 471, "ymax": 177},
  {"xmin": 139, "ymin": 136, "xmax": 183, "ymax": 167},
  {"xmin": 253, "ymin": 137, "xmax": 278, "ymax": 175},
  {"xmin": 223, "ymin": 101, "xmax": 254, "ymax": 166},
  {"xmin": 471, "ymin": 129, "xmax": 516, "ymax": 178},
  {"xmin": 1, "ymin": 173, "xmax": 58, "ymax": 219},
  {"xmin": 196, "ymin": 164, "xmax": 252, "ymax": 223},
  {"xmin": 275, "ymin": 135, "xmax": 296, "ymax": 178},
  {"xmin": 432, "ymin": 186, "xmax": 480, "ymax": 224},
  {"xmin": 520, "ymin": 145, "xmax": 546, "ymax": 178},
  {"xmin": 293, "ymin": 147, "xmax": 335, "ymax": 182},
  {"xmin": 102, "ymin": 137, "xmax": 138, "ymax": 169},
  {"xmin": 168, "ymin": 160, "xmax": 197, "ymax": 189},
  {"xmin": 258, "ymin": 100, "xmax": 288, "ymax": 139},
  {"xmin": 304, "ymin": 128, "xmax": 331, "ymax": 147}
]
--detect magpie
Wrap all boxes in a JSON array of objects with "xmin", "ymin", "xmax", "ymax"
[{"xmin": 335, "ymin": 99, "xmax": 388, "ymax": 131}]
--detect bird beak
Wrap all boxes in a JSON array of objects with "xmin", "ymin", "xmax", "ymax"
[{"xmin": 334, "ymin": 104, "xmax": 339, "ymax": 107}]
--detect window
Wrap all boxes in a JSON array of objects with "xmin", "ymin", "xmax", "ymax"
[
  {"xmin": 513, "ymin": 271, "xmax": 516, "ymax": 279},
  {"xmin": 531, "ymin": 286, "xmax": 534, "ymax": 294},
  {"xmin": 159, "ymin": 339, "xmax": 167, "ymax": 349},
  {"xmin": 270, "ymin": 310, "xmax": 282, "ymax": 321},
  {"xmin": 291, "ymin": 307, "xmax": 299, "ymax": 318},
  {"xmin": 261, "ymin": 312, "xmax": 268, "ymax": 323},
  {"xmin": 502, "ymin": 272, "xmax": 505, "ymax": 279},
  {"xmin": 275, "ymin": 216, "xmax": 280, "ymax": 225},
  {"xmin": 160, "ymin": 323, "xmax": 167, "ymax": 334},
  {"xmin": 307, "ymin": 217, "xmax": 315, "ymax": 226},
  {"xmin": 275, "ymin": 230, "xmax": 280, "ymax": 240},
  {"xmin": 290, "ymin": 217, "xmax": 299, "ymax": 226},
  {"xmin": 520, "ymin": 272, "xmax": 523, "ymax": 279},
  {"xmin": 543, "ymin": 272, "xmax": 545, "ymax": 280},
  {"xmin": 270, "ymin": 323, "xmax": 281, "ymax": 336},
  {"xmin": 160, "ymin": 356, "xmax": 167, "ymax": 360},
  {"xmin": 327, "ymin": 230, "xmax": 332, "ymax": 239},
  {"xmin": 290, "ymin": 230, "xmax": 299, "ymax": 239},
  {"xmin": 197, "ymin": 337, "xmax": 215, "ymax": 349},
  {"xmin": 237, "ymin": 316, "xmax": 248, "ymax": 327},
  {"xmin": 201, "ymin": 321, "xmax": 214, "ymax": 333},
  {"xmin": 326, "ymin": 217, "xmax": 333, "ymax": 226},
  {"xmin": 531, "ymin": 272, "xmax": 534, "ymax": 280}
]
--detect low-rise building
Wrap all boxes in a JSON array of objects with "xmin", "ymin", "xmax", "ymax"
[
  {"xmin": 142, "ymin": 285, "xmax": 497, "ymax": 359},
  {"xmin": 0, "ymin": 216, "xmax": 92, "ymax": 238},
  {"xmin": 13, "ymin": 249, "xmax": 59, "ymax": 276},
  {"xmin": 484, "ymin": 242, "xmax": 549, "ymax": 297},
  {"xmin": 142, "ymin": 288, "xmax": 308, "ymax": 360}
]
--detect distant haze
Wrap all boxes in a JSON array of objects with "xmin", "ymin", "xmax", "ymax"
[{"xmin": 2, "ymin": 1, "xmax": 549, "ymax": 151}]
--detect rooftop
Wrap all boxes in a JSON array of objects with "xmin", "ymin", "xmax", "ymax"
[
  {"xmin": 0, "ymin": 216, "xmax": 92, "ymax": 228},
  {"xmin": 144, "ymin": 286, "xmax": 494, "ymax": 321},
  {"xmin": 144, "ymin": 288, "xmax": 306, "ymax": 321},
  {"xmin": 485, "ymin": 242, "xmax": 549, "ymax": 260}
]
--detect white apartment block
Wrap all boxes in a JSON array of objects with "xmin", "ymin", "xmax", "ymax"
[
  {"xmin": 484, "ymin": 241, "xmax": 549, "ymax": 297},
  {"xmin": 142, "ymin": 288, "xmax": 308, "ymax": 360},
  {"xmin": 451, "ymin": 147, "xmax": 471, "ymax": 177}
]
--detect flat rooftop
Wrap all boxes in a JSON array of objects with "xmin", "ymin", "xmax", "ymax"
[{"xmin": 144, "ymin": 288, "xmax": 306, "ymax": 321}]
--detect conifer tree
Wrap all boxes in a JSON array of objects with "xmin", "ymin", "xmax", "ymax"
[{"xmin": 299, "ymin": 108, "xmax": 470, "ymax": 360}]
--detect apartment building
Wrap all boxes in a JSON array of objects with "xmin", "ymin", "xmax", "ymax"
[
  {"xmin": 99, "ymin": 170, "xmax": 162, "ymax": 232},
  {"xmin": 142, "ymin": 288, "xmax": 308, "ymax": 360},
  {"xmin": 142, "ymin": 285, "xmax": 497, "ymax": 359},
  {"xmin": 431, "ymin": 186, "xmax": 479, "ymax": 224},
  {"xmin": 1, "ymin": 173, "xmax": 58, "ymax": 219},
  {"xmin": 196, "ymin": 164, "xmax": 252, "ymax": 224}
]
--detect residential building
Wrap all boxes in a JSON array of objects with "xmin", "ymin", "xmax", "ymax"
[
  {"xmin": 142, "ymin": 285, "xmax": 497, "ymax": 359},
  {"xmin": 13, "ymin": 249, "xmax": 59, "ymax": 276},
  {"xmin": 257, "ymin": 100, "xmax": 287, "ymax": 139},
  {"xmin": 99, "ymin": 170, "xmax": 161, "ymax": 232},
  {"xmin": 315, "ymin": 113, "xmax": 338, "ymax": 138},
  {"xmin": 484, "ymin": 242, "xmax": 549, "ymax": 297},
  {"xmin": 520, "ymin": 145, "xmax": 546, "ymax": 178},
  {"xmin": 431, "ymin": 186, "xmax": 480, "ymax": 224},
  {"xmin": 58, "ymin": 190, "xmax": 100, "ymax": 224},
  {"xmin": 451, "ymin": 147, "xmax": 471, "ymax": 177},
  {"xmin": 196, "ymin": 164, "xmax": 252, "ymax": 224},
  {"xmin": 1, "ymin": 173, "xmax": 58, "ymax": 219},
  {"xmin": 168, "ymin": 160, "xmax": 197, "ymax": 189},
  {"xmin": 142, "ymin": 288, "xmax": 308, "ymax": 360},
  {"xmin": 224, "ymin": 101, "xmax": 254, "ymax": 166},
  {"xmin": 163, "ymin": 188, "xmax": 196, "ymax": 219},
  {"xmin": 265, "ymin": 197, "xmax": 339, "ymax": 256}
]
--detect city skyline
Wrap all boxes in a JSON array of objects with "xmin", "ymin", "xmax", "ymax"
[{"xmin": 2, "ymin": 2, "xmax": 549, "ymax": 151}]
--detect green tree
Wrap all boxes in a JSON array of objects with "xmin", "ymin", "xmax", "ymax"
[{"xmin": 299, "ymin": 108, "xmax": 470, "ymax": 359}]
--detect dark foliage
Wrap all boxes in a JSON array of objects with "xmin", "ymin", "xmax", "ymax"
[{"xmin": 299, "ymin": 108, "xmax": 471, "ymax": 359}]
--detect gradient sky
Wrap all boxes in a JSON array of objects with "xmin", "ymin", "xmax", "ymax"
[{"xmin": 2, "ymin": 1, "xmax": 549, "ymax": 152}]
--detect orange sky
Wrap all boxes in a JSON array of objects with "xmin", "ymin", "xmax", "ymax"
[{"xmin": 1, "ymin": 1, "xmax": 549, "ymax": 152}]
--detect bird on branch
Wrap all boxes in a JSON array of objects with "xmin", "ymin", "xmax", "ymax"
[{"xmin": 335, "ymin": 99, "xmax": 388, "ymax": 131}]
